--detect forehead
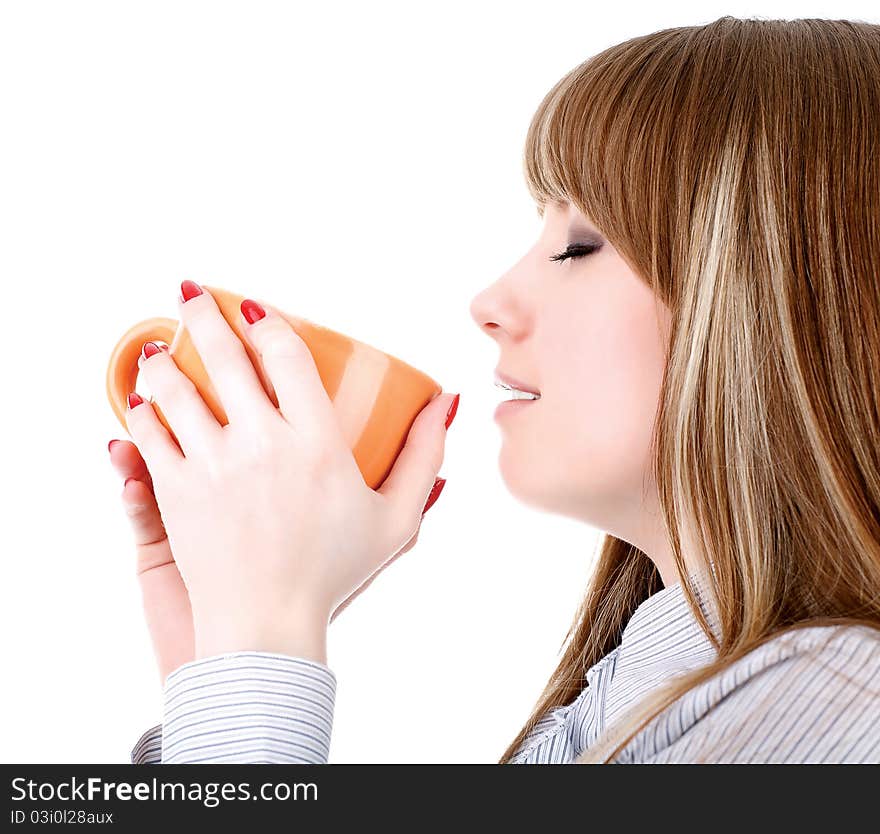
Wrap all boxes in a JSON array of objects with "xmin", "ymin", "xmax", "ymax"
[
  {"xmin": 541, "ymin": 198, "xmax": 573, "ymax": 221},
  {"xmin": 544, "ymin": 198, "xmax": 596, "ymax": 228}
]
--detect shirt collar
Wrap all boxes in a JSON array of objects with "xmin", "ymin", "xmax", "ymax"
[
  {"xmin": 586, "ymin": 563, "xmax": 721, "ymax": 688},
  {"xmin": 621, "ymin": 564, "xmax": 721, "ymax": 647}
]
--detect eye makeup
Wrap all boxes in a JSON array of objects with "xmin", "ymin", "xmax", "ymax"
[{"xmin": 548, "ymin": 240, "xmax": 602, "ymax": 263}]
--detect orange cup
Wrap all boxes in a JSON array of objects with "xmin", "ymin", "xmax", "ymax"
[{"xmin": 105, "ymin": 284, "xmax": 443, "ymax": 489}]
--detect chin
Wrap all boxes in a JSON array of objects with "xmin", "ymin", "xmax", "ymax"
[
  {"xmin": 498, "ymin": 447, "xmax": 536, "ymax": 497},
  {"xmin": 499, "ymin": 447, "xmax": 637, "ymax": 526},
  {"xmin": 497, "ymin": 450, "xmax": 562, "ymax": 512}
]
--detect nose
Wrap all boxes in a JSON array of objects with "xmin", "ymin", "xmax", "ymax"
[
  {"xmin": 469, "ymin": 276, "xmax": 531, "ymax": 343},
  {"xmin": 469, "ymin": 285, "xmax": 508, "ymax": 343},
  {"xmin": 469, "ymin": 286, "xmax": 495, "ymax": 334}
]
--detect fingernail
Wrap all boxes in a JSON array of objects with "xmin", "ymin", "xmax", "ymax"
[
  {"xmin": 128, "ymin": 392, "xmax": 144, "ymax": 410},
  {"xmin": 444, "ymin": 394, "xmax": 460, "ymax": 430},
  {"xmin": 141, "ymin": 341, "xmax": 162, "ymax": 360},
  {"xmin": 108, "ymin": 439, "xmax": 119, "ymax": 454},
  {"xmin": 241, "ymin": 298, "xmax": 266, "ymax": 324},
  {"xmin": 180, "ymin": 280, "xmax": 203, "ymax": 302},
  {"xmin": 421, "ymin": 477, "xmax": 446, "ymax": 516},
  {"xmin": 123, "ymin": 477, "xmax": 136, "ymax": 488}
]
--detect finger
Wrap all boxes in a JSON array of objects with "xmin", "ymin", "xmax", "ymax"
[
  {"xmin": 108, "ymin": 439, "xmax": 154, "ymax": 492},
  {"xmin": 137, "ymin": 340, "xmax": 225, "ymax": 457},
  {"xmin": 176, "ymin": 281, "xmax": 278, "ymax": 427},
  {"xmin": 377, "ymin": 392, "xmax": 456, "ymax": 536},
  {"xmin": 124, "ymin": 391, "xmax": 185, "ymax": 476},
  {"xmin": 239, "ymin": 297, "xmax": 340, "ymax": 443},
  {"xmin": 421, "ymin": 477, "xmax": 446, "ymax": 517},
  {"xmin": 120, "ymin": 477, "xmax": 168, "ymax": 548}
]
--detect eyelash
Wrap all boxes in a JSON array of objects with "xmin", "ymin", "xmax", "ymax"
[{"xmin": 548, "ymin": 243, "xmax": 600, "ymax": 263}]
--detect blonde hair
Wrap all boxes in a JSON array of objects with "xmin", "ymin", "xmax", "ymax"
[{"xmin": 499, "ymin": 15, "xmax": 880, "ymax": 765}]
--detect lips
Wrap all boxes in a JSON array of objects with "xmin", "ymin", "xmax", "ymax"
[{"xmin": 494, "ymin": 369, "xmax": 541, "ymax": 396}]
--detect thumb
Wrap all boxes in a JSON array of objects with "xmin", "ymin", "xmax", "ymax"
[{"xmin": 376, "ymin": 392, "xmax": 459, "ymax": 524}]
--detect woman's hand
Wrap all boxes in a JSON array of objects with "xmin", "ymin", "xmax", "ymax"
[
  {"xmin": 125, "ymin": 281, "xmax": 457, "ymax": 664},
  {"xmin": 108, "ymin": 438, "xmax": 446, "ymax": 682},
  {"xmin": 107, "ymin": 450, "xmax": 446, "ymax": 684}
]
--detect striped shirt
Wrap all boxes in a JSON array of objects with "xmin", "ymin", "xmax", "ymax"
[{"xmin": 130, "ymin": 573, "xmax": 880, "ymax": 764}]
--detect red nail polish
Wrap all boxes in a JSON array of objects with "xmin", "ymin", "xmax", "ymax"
[
  {"xmin": 444, "ymin": 394, "xmax": 460, "ymax": 430},
  {"xmin": 128, "ymin": 392, "xmax": 144, "ymax": 409},
  {"xmin": 241, "ymin": 298, "xmax": 266, "ymax": 324},
  {"xmin": 421, "ymin": 477, "xmax": 446, "ymax": 516},
  {"xmin": 141, "ymin": 341, "xmax": 161, "ymax": 360},
  {"xmin": 180, "ymin": 280, "xmax": 203, "ymax": 302},
  {"xmin": 108, "ymin": 439, "xmax": 119, "ymax": 453}
]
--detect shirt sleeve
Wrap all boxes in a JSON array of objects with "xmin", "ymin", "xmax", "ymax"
[
  {"xmin": 621, "ymin": 624, "xmax": 880, "ymax": 764},
  {"xmin": 130, "ymin": 651, "xmax": 337, "ymax": 764},
  {"xmin": 130, "ymin": 723, "xmax": 163, "ymax": 764}
]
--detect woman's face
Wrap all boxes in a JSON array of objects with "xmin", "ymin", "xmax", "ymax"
[{"xmin": 469, "ymin": 199, "xmax": 672, "ymax": 560}]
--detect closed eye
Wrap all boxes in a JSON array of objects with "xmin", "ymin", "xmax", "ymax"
[{"xmin": 549, "ymin": 242, "xmax": 601, "ymax": 263}]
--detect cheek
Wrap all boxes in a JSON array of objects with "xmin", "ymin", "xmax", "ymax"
[{"xmin": 546, "ymin": 300, "xmax": 666, "ymax": 495}]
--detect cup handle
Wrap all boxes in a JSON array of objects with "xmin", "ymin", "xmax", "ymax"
[{"xmin": 105, "ymin": 317, "xmax": 179, "ymax": 432}]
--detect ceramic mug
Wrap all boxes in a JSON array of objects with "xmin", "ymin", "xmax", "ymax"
[{"xmin": 105, "ymin": 284, "xmax": 443, "ymax": 489}]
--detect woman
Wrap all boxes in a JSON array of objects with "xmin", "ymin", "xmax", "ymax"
[{"xmin": 109, "ymin": 16, "xmax": 880, "ymax": 764}]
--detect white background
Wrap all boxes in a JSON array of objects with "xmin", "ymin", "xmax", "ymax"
[{"xmin": 1, "ymin": 0, "xmax": 873, "ymax": 763}]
